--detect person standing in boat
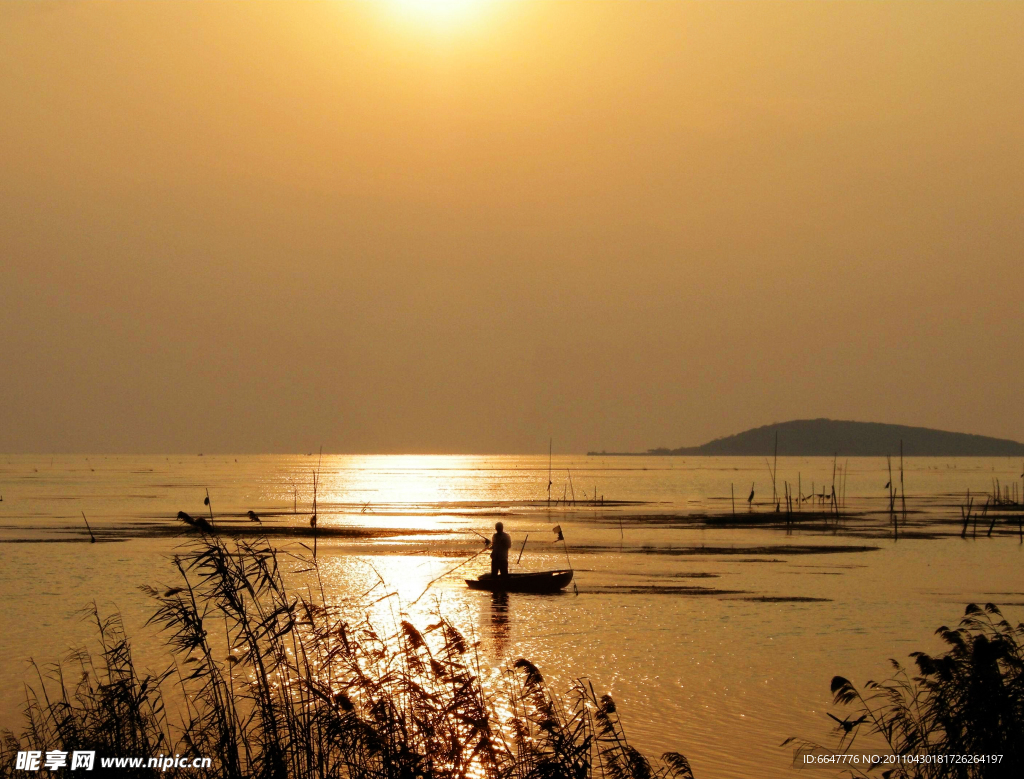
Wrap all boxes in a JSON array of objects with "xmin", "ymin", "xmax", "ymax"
[{"xmin": 490, "ymin": 521, "xmax": 512, "ymax": 577}]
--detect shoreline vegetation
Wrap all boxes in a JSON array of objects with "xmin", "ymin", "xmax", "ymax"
[
  {"xmin": 0, "ymin": 530, "xmax": 696, "ymax": 779},
  {"xmin": 788, "ymin": 603, "xmax": 1023, "ymax": 779}
]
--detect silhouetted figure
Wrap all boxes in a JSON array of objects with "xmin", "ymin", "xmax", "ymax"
[
  {"xmin": 490, "ymin": 521, "xmax": 511, "ymax": 577},
  {"xmin": 247, "ymin": 510, "xmax": 261, "ymax": 523},
  {"xmin": 747, "ymin": 483, "xmax": 755, "ymax": 508}
]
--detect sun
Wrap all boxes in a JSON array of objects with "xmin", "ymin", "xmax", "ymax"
[{"xmin": 388, "ymin": 0, "xmax": 488, "ymax": 28}]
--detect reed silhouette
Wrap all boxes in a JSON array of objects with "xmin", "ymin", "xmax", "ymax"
[{"xmin": 787, "ymin": 603, "xmax": 1023, "ymax": 778}]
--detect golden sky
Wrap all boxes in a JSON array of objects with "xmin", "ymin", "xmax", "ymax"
[{"xmin": 1, "ymin": 1, "xmax": 1022, "ymax": 453}]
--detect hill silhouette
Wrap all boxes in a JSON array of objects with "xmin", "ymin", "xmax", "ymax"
[{"xmin": 590, "ymin": 419, "xmax": 1024, "ymax": 457}]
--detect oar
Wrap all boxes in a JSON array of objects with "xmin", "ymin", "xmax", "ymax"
[{"xmin": 515, "ymin": 534, "xmax": 529, "ymax": 566}]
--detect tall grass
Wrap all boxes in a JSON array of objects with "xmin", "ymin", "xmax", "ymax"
[
  {"xmin": 789, "ymin": 603, "xmax": 1023, "ymax": 778},
  {"xmin": 1, "ymin": 531, "xmax": 694, "ymax": 779}
]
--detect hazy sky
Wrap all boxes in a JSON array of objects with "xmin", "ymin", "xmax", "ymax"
[{"xmin": 2, "ymin": 1, "xmax": 1022, "ymax": 454}]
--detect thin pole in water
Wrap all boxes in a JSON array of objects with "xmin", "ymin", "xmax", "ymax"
[
  {"xmin": 844, "ymin": 459, "xmax": 849, "ymax": 509},
  {"xmin": 547, "ymin": 439, "xmax": 552, "ymax": 507},
  {"xmin": 516, "ymin": 534, "xmax": 529, "ymax": 566},
  {"xmin": 81, "ymin": 511, "xmax": 96, "ymax": 543},
  {"xmin": 773, "ymin": 431, "xmax": 778, "ymax": 504},
  {"xmin": 899, "ymin": 440, "xmax": 907, "ymax": 528}
]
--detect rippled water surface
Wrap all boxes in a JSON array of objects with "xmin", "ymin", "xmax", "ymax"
[{"xmin": 1, "ymin": 454, "xmax": 1022, "ymax": 778}]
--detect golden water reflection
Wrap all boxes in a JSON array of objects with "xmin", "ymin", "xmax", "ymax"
[{"xmin": 2, "ymin": 455, "xmax": 1024, "ymax": 779}]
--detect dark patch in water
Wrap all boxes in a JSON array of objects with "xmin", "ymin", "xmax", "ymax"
[
  {"xmin": 621, "ymin": 571, "xmax": 720, "ymax": 579},
  {"xmin": 0, "ymin": 538, "xmax": 127, "ymax": 544},
  {"xmin": 584, "ymin": 585, "xmax": 747, "ymax": 596},
  {"xmin": 123, "ymin": 523, "xmax": 444, "ymax": 540},
  {"xmin": 736, "ymin": 596, "xmax": 832, "ymax": 603},
  {"xmin": 630, "ymin": 545, "xmax": 879, "ymax": 556}
]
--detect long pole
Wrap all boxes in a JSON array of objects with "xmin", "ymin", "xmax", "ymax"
[
  {"xmin": 773, "ymin": 431, "xmax": 778, "ymax": 504},
  {"xmin": 887, "ymin": 455, "xmax": 894, "ymax": 514},
  {"xmin": 831, "ymin": 455, "xmax": 838, "ymax": 518},
  {"xmin": 900, "ymin": 440, "xmax": 906, "ymax": 526},
  {"xmin": 516, "ymin": 534, "xmax": 529, "ymax": 565},
  {"xmin": 81, "ymin": 511, "xmax": 96, "ymax": 543},
  {"xmin": 844, "ymin": 459, "xmax": 849, "ymax": 509},
  {"xmin": 547, "ymin": 439, "xmax": 552, "ymax": 506}
]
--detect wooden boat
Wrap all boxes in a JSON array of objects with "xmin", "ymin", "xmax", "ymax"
[{"xmin": 465, "ymin": 570, "xmax": 573, "ymax": 593}]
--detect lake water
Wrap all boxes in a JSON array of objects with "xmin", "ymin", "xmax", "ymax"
[{"xmin": 1, "ymin": 454, "xmax": 1022, "ymax": 778}]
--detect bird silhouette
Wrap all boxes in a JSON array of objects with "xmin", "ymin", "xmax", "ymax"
[
  {"xmin": 247, "ymin": 510, "xmax": 261, "ymax": 523},
  {"xmin": 747, "ymin": 483, "xmax": 755, "ymax": 504},
  {"xmin": 177, "ymin": 510, "xmax": 211, "ymax": 532},
  {"xmin": 827, "ymin": 713, "xmax": 868, "ymax": 734},
  {"xmin": 884, "ymin": 481, "xmax": 891, "ymax": 489}
]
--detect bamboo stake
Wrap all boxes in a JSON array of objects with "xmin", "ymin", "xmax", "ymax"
[
  {"xmin": 81, "ymin": 511, "xmax": 96, "ymax": 543},
  {"xmin": 900, "ymin": 440, "xmax": 906, "ymax": 526},
  {"xmin": 547, "ymin": 439, "xmax": 552, "ymax": 506},
  {"xmin": 843, "ymin": 459, "xmax": 849, "ymax": 508},
  {"xmin": 516, "ymin": 534, "xmax": 529, "ymax": 566},
  {"xmin": 831, "ymin": 455, "xmax": 838, "ymax": 519},
  {"xmin": 772, "ymin": 431, "xmax": 778, "ymax": 504}
]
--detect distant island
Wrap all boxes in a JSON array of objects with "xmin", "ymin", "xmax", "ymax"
[{"xmin": 588, "ymin": 419, "xmax": 1024, "ymax": 457}]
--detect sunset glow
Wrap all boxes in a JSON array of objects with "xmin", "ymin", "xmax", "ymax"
[
  {"xmin": 3, "ymin": 2, "xmax": 1024, "ymax": 776},
  {"xmin": 387, "ymin": 0, "xmax": 489, "ymax": 28}
]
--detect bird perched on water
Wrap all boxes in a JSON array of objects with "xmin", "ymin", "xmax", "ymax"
[
  {"xmin": 247, "ymin": 510, "xmax": 261, "ymax": 523},
  {"xmin": 747, "ymin": 484, "xmax": 755, "ymax": 505},
  {"xmin": 177, "ymin": 510, "xmax": 211, "ymax": 532}
]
